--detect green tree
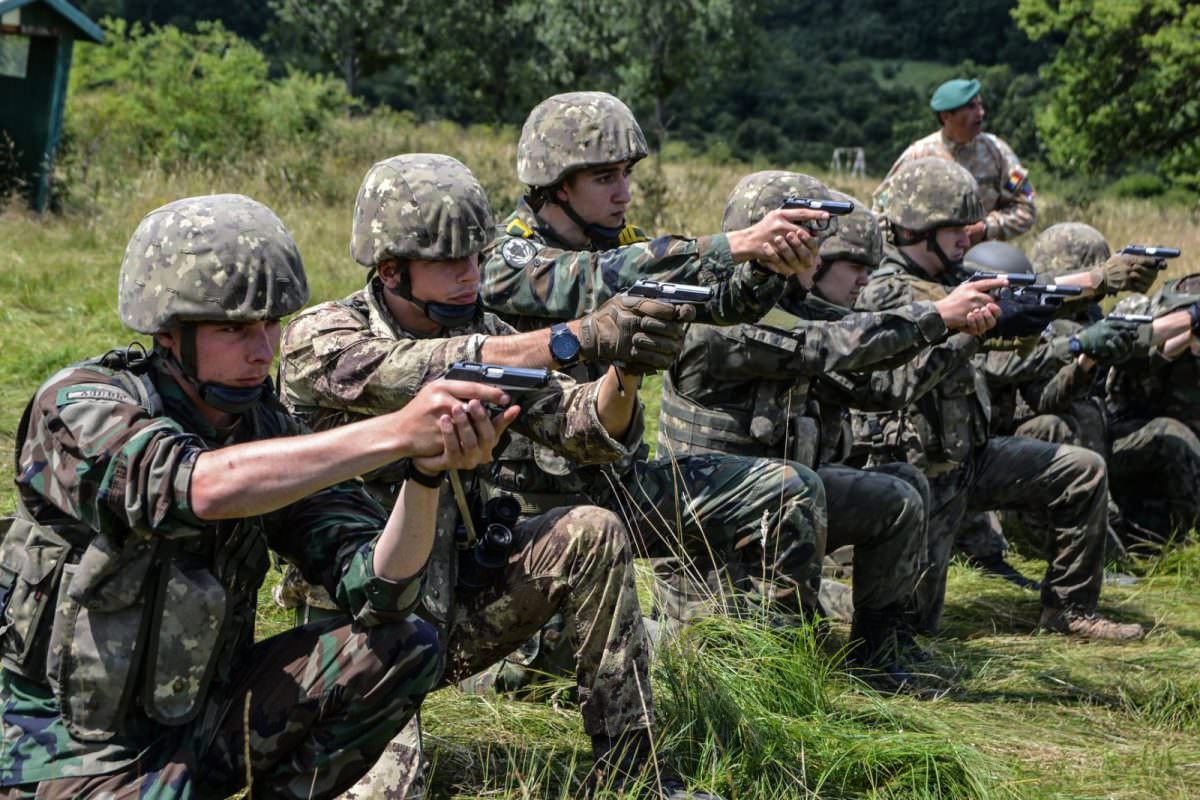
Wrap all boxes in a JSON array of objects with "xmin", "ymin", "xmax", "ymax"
[
  {"xmin": 268, "ymin": 0, "xmax": 412, "ymax": 97},
  {"xmin": 1014, "ymin": 0, "xmax": 1200, "ymax": 187}
]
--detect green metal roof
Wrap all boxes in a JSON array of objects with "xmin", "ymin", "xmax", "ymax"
[{"xmin": 0, "ymin": 0, "xmax": 104, "ymax": 43}]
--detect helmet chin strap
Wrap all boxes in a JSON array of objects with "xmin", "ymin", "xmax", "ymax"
[
  {"xmin": 164, "ymin": 325, "xmax": 266, "ymax": 415},
  {"xmin": 555, "ymin": 197, "xmax": 624, "ymax": 249},
  {"xmin": 384, "ymin": 264, "xmax": 479, "ymax": 329},
  {"xmin": 893, "ymin": 224, "xmax": 963, "ymax": 276}
]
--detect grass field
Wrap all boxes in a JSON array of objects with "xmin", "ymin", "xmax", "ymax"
[{"xmin": 2, "ymin": 115, "xmax": 1199, "ymax": 799}]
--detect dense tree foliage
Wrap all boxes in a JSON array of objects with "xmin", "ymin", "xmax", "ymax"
[
  {"xmin": 65, "ymin": 0, "xmax": 1192, "ymax": 187},
  {"xmin": 1014, "ymin": 0, "xmax": 1200, "ymax": 189}
]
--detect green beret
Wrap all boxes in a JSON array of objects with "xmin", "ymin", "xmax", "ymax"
[{"xmin": 930, "ymin": 78, "xmax": 981, "ymax": 112}]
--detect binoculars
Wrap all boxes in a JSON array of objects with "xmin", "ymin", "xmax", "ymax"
[{"xmin": 456, "ymin": 495, "xmax": 521, "ymax": 591}]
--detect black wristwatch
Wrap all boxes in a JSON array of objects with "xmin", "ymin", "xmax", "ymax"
[
  {"xmin": 406, "ymin": 462, "xmax": 444, "ymax": 489},
  {"xmin": 549, "ymin": 322, "xmax": 581, "ymax": 366}
]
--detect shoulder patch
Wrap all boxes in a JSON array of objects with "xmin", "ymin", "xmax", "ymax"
[
  {"xmin": 506, "ymin": 218, "xmax": 535, "ymax": 239},
  {"xmin": 57, "ymin": 385, "xmax": 138, "ymax": 406},
  {"xmin": 618, "ymin": 224, "xmax": 650, "ymax": 246},
  {"xmin": 501, "ymin": 237, "xmax": 539, "ymax": 269}
]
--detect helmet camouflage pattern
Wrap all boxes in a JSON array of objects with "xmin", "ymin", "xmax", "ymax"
[
  {"xmin": 1152, "ymin": 272, "xmax": 1200, "ymax": 316},
  {"xmin": 721, "ymin": 170, "xmax": 832, "ymax": 232},
  {"xmin": 1030, "ymin": 223, "xmax": 1111, "ymax": 280},
  {"xmin": 818, "ymin": 190, "xmax": 882, "ymax": 267},
  {"xmin": 351, "ymin": 153, "xmax": 494, "ymax": 268},
  {"xmin": 517, "ymin": 92, "xmax": 649, "ymax": 187},
  {"xmin": 963, "ymin": 241, "xmax": 1033, "ymax": 275},
  {"xmin": 883, "ymin": 157, "xmax": 983, "ymax": 233},
  {"xmin": 118, "ymin": 194, "xmax": 309, "ymax": 334}
]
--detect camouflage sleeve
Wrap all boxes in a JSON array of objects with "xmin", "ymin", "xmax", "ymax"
[
  {"xmin": 480, "ymin": 231, "xmax": 736, "ymax": 321},
  {"xmin": 512, "ymin": 372, "xmax": 640, "ymax": 465},
  {"xmin": 269, "ymin": 482, "xmax": 423, "ymax": 626},
  {"xmin": 711, "ymin": 301, "xmax": 945, "ymax": 378},
  {"xmin": 1029, "ymin": 360, "xmax": 1095, "ymax": 415},
  {"xmin": 979, "ymin": 336, "xmax": 1072, "ymax": 387},
  {"xmin": 824, "ymin": 333, "xmax": 981, "ymax": 411},
  {"xmin": 698, "ymin": 261, "xmax": 789, "ymax": 325},
  {"xmin": 984, "ymin": 136, "xmax": 1036, "ymax": 241},
  {"xmin": 17, "ymin": 366, "xmax": 207, "ymax": 536},
  {"xmin": 280, "ymin": 302, "xmax": 489, "ymax": 415}
]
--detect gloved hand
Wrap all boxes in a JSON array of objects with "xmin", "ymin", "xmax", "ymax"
[
  {"xmin": 1097, "ymin": 253, "xmax": 1160, "ymax": 294},
  {"xmin": 1068, "ymin": 317, "xmax": 1143, "ymax": 364},
  {"xmin": 578, "ymin": 294, "xmax": 695, "ymax": 373},
  {"xmin": 986, "ymin": 296, "xmax": 1056, "ymax": 339}
]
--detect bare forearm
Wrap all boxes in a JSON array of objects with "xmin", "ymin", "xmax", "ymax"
[
  {"xmin": 596, "ymin": 366, "xmax": 639, "ymax": 439},
  {"xmin": 191, "ymin": 414, "xmax": 416, "ymax": 519},
  {"xmin": 373, "ymin": 479, "xmax": 439, "ymax": 581},
  {"xmin": 479, "ymin": 321, "xmax": 583, "ymax": 367}
]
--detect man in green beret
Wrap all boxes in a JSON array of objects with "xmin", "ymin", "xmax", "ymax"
[{"xmin": 873, "ymin": 78, "xmax": 1036, "ymax": 246}]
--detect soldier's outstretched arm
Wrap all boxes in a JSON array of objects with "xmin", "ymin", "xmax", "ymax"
[{"xmin": 190, "ymin": 380, "xmax": 511, "ymax": 520}]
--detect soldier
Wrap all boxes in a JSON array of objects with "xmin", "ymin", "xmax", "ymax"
[
  {"xmin": 479, "ymin": 91, "xmax": 833, "ymax": 622},
  {"xmin": 0, "ymin": 194, "xmax": 515, "ymax": 798},
  {"xmin": 278, "ymin": 154, "xmax": 722, "ymax": 799},
  {"xmin": 1105, "ymin": 272, "xmax": 1200, "ymax": 549},
  {"xmin": 657, "ymin": 172, "xmax": 1004, "ymax": 684},
  {"xmin": 854, "ymin": 157, "xmax": 1146, "ymax": 640},
  {"xmin": 873, "ymin": 78, "xmax": 1035, "ymax": 244}
]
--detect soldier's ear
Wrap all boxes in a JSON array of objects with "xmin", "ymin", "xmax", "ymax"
[
  {"xmin": 377, "ymin": 259, "xmax": 400, "ymax": 286},
  {"xmin": 154, "ymin": 330, "xmax": 176, "ymax": 350}
]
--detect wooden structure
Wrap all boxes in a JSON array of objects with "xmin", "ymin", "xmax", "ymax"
[{"xmin": 0, "ymin": 0, "xmax": 103, "ymax": 211}]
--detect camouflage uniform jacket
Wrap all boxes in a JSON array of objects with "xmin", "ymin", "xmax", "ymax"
[
  {"xmin": 479, "ymin": 200, "xmax": 782, "ymax": 506},
  {"xmin": 979, "ymin": 318, "xmax": 1087, "ymax": 433},
  {"xmin": 0, "ymin": 348, "xmax": 414, "ymax": 785},
  {"xmin": 279, "ymin": 277, "xmax": 639, "ymax": 627},
  {"xmin": 873, "ymin": 130, "xmax": 1036, "ymax": 241},
  {"xmin": 659, "ymin": 291, "xmax": 946, "ymax": 466},
  {"xmin": 479, "ymin": 198, "xmax": 786, "ymax": 329},
  {"xmin": 851, "ymin": 249, "xmax": 991, "ymax": 471}
]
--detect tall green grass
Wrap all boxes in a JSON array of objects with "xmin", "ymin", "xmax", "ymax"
[{"xmin": 4, "ymin": 115, "xmax": 1200, "ymax": 798}]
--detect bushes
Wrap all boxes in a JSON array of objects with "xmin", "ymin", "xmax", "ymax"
[{"xmin": 58, "ymin": 19, "xmax": 353, "ymax": 206}]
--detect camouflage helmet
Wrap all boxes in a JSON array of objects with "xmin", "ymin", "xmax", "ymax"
[
  {"xmin": 883, "ymin": 157, "xmax": 983, "ymax": 233},
  {"xmin": 118, "ymin": 194, "xmax": 309, "ymax": 334},
  {"xmin": 1151, "ymin": 272, "xmax": 1200, "ymax": 317},
  {"xmin": 1030, "ymin": 223, "xmax": 1111, "ymax": 280},
  {"xmin": 351, "ymin": 153, "xmax": 494, "ymax": 267},
  {"xmin": 818, "ymin": 191, "xmax": 882, "ymax": 267},
  {"xmin": 963, "ymin": 241, "xmax": 1033, "ymax": 275},
  {"xmin": 517, "ymin": 92, "xmax": 649, "ymax": 187},
  {"xmin": 721, "ymin": 170, "xmax": 832, "ymax": 232}
]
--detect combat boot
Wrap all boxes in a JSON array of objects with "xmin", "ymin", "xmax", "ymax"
[
  {"xmin": 844, "ymin": 606, "xmax": 928, "ymax": 693},
  {"xmin": 1038, "ymin": 607, "xmax": 1145, "ymax": 641},
  {"xmin": 589, "ymin": 730, "xmax": 725, "ymax": 800},
  {"xmin": 967, "ymin": 553, "xmax": 1041, "ymax": 591}
]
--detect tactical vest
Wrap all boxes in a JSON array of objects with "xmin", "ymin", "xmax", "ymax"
[
  {"xmin": 0, "ymin": 350, "xmax": 273, "ymax": 742},
  {"xmin": 852, "ymin": 263, "xmax": 991, "ymax": 471},
  {"xmin": 658, "ymin": 322, "xmax": 821, "ymax": 468}
]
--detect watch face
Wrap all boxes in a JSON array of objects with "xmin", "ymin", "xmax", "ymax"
[{"xmin": 551, "ymin": 327, "xmax": 580, "ymax": 361}]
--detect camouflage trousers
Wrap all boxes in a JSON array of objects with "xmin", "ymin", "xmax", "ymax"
[
  {"xmin": 332, "ymin": 504, "xmax": 649, "ymax": 800},
  {"xmin": 955, "ymin": 402, "xmax": 1110, "ymax": 561},
  {"xmin": 916, "ymin": 435, "xmax": 1108, "ymax": 633},
  {"xmin": 0, "ymin": 615, "xmax": 440, "ymax": 800},
  {"xmin": 623, "ymin": 453, "xmax": 826, "ymax": 622},
  {"xmin": 819, "ymin": 462, "xmax": 928, "ymax": 615},
  {"xmin": 1108, "ymin": 416, "xmax": 1200, "ymax": 548}
]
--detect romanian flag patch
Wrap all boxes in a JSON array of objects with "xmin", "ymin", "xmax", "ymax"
[{"xmin": 1004, "ymin": 166, "xmax": 1035, "ymax": 199}]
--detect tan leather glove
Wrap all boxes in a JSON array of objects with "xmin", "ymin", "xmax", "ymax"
[
  {"xmin": 1096, "ymin": 253, "xmax": 1160, "ymax": 294},
  {"xmin": 578, "ymin": 294, "xmax": 695, "ymax": 373}
]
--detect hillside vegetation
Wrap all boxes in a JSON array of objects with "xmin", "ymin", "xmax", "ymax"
[{"xmin": 2, "ymin": 114, "xmax": 1200, "ymax": 798}]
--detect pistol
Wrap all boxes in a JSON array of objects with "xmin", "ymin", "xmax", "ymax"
[
  {"xmin": 782, "ymin": 197, "xmax": 855, "ymax": 215},
  {"xmin": 443, "ymin": 362, "xmax": 550, "ymax": 393},
  {"xmin": 1010, "ymin": 283, "xmax": 1084, "ymax": 307},
  {"xmin": 627, "ymin": 279, "xmax": 714, "ymax": 305},
  {"xmin": 1120, "ymin": 245, "xmax": 1181, "ymax": 264},
  {"xmin": 1106, "ymin": 313, "xmax": 1154, "ymax": 325},
  {"xmin": 968, "ymin": 271, "xmax": 1038, "ymax": 285}
]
